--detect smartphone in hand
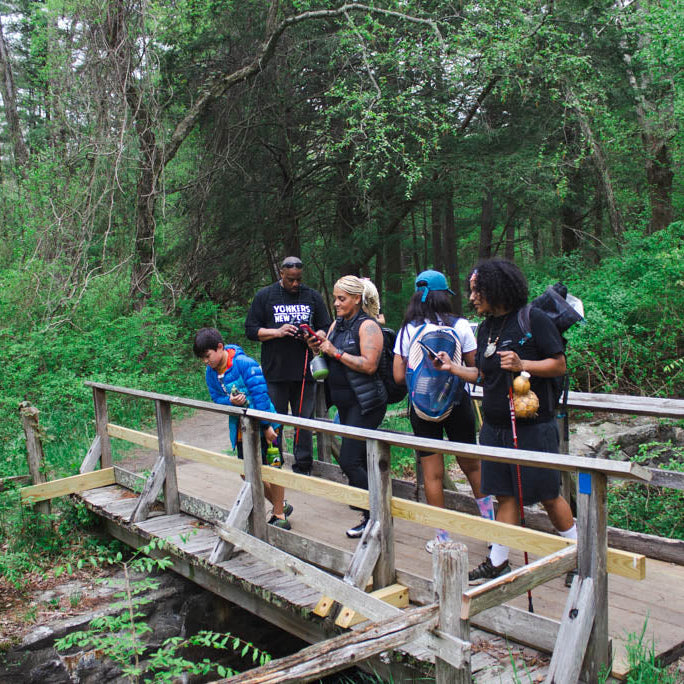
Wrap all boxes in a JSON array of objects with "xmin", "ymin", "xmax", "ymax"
[{"xmin": 416, "ymin": 340, "xmax": 438, "ymax": 360}]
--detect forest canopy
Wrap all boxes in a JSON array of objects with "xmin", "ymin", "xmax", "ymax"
[{"xmin": 0, "ymin": 0, "xmax": 682, "ymax": 469}]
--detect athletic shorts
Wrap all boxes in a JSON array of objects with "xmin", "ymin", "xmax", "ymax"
[
  {"xmin": 236, "ymin": 432, "xmax": 269, "ymax": 465},
  {"xmin": 410, "ymin": 394, "xmax": 476, "ymax": 458},
  {"xmin": 479, "ymin": 420, "xmax": 561, "ymax": 505}
]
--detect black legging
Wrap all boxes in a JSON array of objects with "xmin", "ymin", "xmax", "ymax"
[{"xmin": 336, "ymin": 402, "xmax": 386, "ymax": 491}]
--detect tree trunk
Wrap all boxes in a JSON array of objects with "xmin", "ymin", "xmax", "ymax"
[
  {"xmin": 504, "ymin": 198, "xmax": 516, "ymax": 261},
  {"xmin": 622, "ymin": 48, "xmax": 675, "ymax": 233},
  {"xmin": 385, "ymin": 225, "xmax": 402, "ymax": 296},
  {"xmin": 431, "ymin": 197, "xmax": 443, "ymax": 271},
  {"xmin": 410, "ymin": 211, "xmax": 421, "ymax": 274},
  {"xmin": 443, "ymin": 191, "xmax": 462, "ymax": 315},
  {"xmin": 0, "ymin": 16, "xmax": 29, "ymax": 167},
  {"xmin": 643, "ymin": 138, "xmax": 674, "ymax": 233},
  {"xmin": 529, "ymin": 218, "xmax": 541, "ymax": 262},
  {"xmin": 478, "ymin": 188, "xmax": 494, "ymax": 260},
  {"xmin": 566, "ymin": 88, "xmax": 624, "ymax": 245}
]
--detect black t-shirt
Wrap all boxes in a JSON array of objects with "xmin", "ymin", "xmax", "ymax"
[
  {"xmin": 475, "ymin": 307, "xmax": 564, "ymax": 427},
  {"xmin": 245, "ymin": 282, "xmax": 332, "ymax": 382}
]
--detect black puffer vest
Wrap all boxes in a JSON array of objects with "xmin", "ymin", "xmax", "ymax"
[{"xmin": 329, "ymin": 310, "xmax": 388, "ymax": 415}]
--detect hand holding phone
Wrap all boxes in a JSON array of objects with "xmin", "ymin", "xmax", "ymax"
[{"xmin": 417, "ymin": 340, "xmax": 438, "ymax": 360}]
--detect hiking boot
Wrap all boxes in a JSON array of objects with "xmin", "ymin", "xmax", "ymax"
[
  {"xmin": 346, "ymin": 514, "xmax": 369, "ymax": 539},
  {"xmin": 564, "ymin": 568, "xmax": 578, "ymax": 588},
  {"xmin": 268, "ymin": 515, "xmax": 291, "ymax": 530},
  {"xmin": 283, "ymin": 501, "xmax": 294, "ymax": 517},
  {"xmin": 468, "ymin": 557, "xmax": 511, "ymax": 585},
  {"xmin": 425, "ymin": 530, "xmax": 452, "ymax": 554}
]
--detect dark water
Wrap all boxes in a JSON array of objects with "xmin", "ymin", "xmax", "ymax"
[{"xmin": 168, "ymin": 580, "xmax": 386, "ymax": 683}]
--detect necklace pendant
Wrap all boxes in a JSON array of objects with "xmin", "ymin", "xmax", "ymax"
[{"xmin": 484, "ymin": 342, "xmax": 497, "ymax": 358}]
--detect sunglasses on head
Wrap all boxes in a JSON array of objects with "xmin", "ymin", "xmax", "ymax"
[{"xmin": 281, "ymin": 261, "xmax": 303, "ymax": 269}]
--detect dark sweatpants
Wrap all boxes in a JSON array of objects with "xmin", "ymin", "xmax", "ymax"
[{"xmin": 336, "ymin": 402, "xmax": 386, "ymax": 491}]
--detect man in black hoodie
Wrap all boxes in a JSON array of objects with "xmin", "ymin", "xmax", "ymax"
[{"xmin": 245, "ymin": 257, "xmax": 332, "ymax": 475}]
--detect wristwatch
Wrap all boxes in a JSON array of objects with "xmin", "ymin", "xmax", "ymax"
[{"xmin": 334, "ymin": 349, "xmax": 344, "ymax": 360}]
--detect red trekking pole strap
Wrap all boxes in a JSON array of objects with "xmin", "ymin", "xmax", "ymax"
[{"xmin": 294, "ymin": 346, "xmax": 309, "ymax": 448}]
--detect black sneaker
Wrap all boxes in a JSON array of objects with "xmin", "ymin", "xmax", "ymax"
[
  {"xmin": 268, "ymin": 515, "xmax": 291, "ymax": 530},
  {"xmin": 468, "ymin": 557, "xmax": 511, "ymax": 585},
  {"xmin": 346, "ymin": 515, "xmax": 369, "ymax": 538},
  {"xmin": 564, "ymin": 569, "xmax": 578, "ymax": 588},
  {"xmin": 283, "ymin": 501, "xmax": 294, "ymax": 517}
]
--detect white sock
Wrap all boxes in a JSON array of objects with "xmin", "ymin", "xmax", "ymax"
[
  {"xmin": 559, "ymin": 523, "xmax": 577, "ymax": 539},
  {"xmin": 489, "ymin": 543, "xmax": 509, "ymax": 567}
]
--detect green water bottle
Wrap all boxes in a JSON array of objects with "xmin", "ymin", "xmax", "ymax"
[
  {"xmin": 266, "ymin": 444, "xmax": 282, "ymax": 468},
  {"xmin": 310, "ymin": 353, "xmax": 329, "ymax": 380},
  {"xmin": 230, "ymin": 385, "xmax": 248, "ymax": 406}
]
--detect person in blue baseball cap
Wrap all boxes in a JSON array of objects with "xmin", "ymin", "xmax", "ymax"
[
  {"xmin": 414, "ymin": 270, "xmax": 455, "ymax": 302},
  {"xmin": 393, "ymin": 269, "xmax": 494, "ymax": 554}
]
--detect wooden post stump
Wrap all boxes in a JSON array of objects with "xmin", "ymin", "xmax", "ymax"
[
  {"xmin": 433, "ymin": 541, "xmax": 471, "ymax": 683},
  {"xmin": 92, "ymin": 387, "xmax": 112, "ymax": 467},
  {"xmin": 18, "ymin": 402, "xmax": 51, "ymax": 519}
]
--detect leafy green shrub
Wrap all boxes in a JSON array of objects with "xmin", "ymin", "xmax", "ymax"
[
  {"xmin": 54, "ymin": 540, "xmax": 270, "ymax": 681},
  {"xmin": 607, "ymin": 442, "xmax": 684, "ymax": 539},
  {"xmin": 528, "ymin": 222, "xmax": 684, "ymax": 396}
]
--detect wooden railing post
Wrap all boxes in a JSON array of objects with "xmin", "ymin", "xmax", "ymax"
[
  {"xmin": 368, "ymin": 439, "xmax": 395, "ymax": 588},
  {"xmin": 92, "ymin": 387, "xmax": 112, "ymax": 468},
  {"xmin": 18, "ymin": 402, "xmax": 51, "ymax": 519},
  {"xmin": 577, "ymin": 469, "xmax": 610, "ymax": 681},
  {"xmin": 156, "ymin": 400, "xmax": 179, "ymax": 515},
  {"xmin": 241, "ymin": 415, "xmax": 267, "ymax": 540},
  {"xmin": 314, "ymin": 382, "xmax": 332, "ymax": 463},
  {"xmin": 434, "ymin": 542, "xmax": 471, "ymax": 683}
]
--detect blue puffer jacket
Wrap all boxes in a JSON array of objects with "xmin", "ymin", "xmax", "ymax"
[{"xmin": 204, "ymin": 345, "xmax": 279, "ymax": 449}]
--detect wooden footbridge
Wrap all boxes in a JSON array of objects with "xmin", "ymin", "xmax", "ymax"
[{"xmin": 20, "ymin": 383, "xmax": 684, "ymax": 683}]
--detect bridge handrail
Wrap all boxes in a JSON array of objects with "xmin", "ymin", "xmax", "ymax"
[
  {"xmin": 468, "ymin": 386, "xmax": 684, "ymax": 419},
  {"xmin": 85, "ymin": 381, "xmax": 652, "ymax": 482}
]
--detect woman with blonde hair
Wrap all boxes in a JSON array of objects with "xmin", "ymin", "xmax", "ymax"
[{"xmin": 318, "ymin": 276, "xmax": 387, "ymax": 537}]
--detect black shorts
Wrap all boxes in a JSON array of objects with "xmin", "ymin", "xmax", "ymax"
[
  {"xmin": 410, "ymin": 394, "xmax": 476, "ymax": 458},
  {"xmin": 236, "ymin": 431, "xmax": 271, "ymax": 465},
  {"xmin": 479, "ymin": 420, "xmax": 561, "ymax": 505}
]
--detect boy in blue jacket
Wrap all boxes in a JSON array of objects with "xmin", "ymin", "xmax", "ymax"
[{"xmin": 193, "ymin": 327, "xmax": 291, "ymax": 529}]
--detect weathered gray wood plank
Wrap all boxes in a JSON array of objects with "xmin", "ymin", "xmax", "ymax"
[
  {"xmin": 368, "ymin": 439, "xmax": 395, "ymax": 588},
  {"xmin": 92, "ymin": 387, "xmax": 112, "ymax": 468},
  {"xmin": 462, "ymin": 546, "xmax": 577, "ymax": 619},
  {"xmin": 434, "ymin": 542, "xmax": 471, "ymax": 683},
  {"xmin": 210, "ymin": 481, "xmax": 253, "ymax": 563},
  {"xmin": 223, "ymin": 604, "xmax": 439, "ymax": 683},
  {"xmin": 156, "ymin": 400, "xmax": 180, "ymax": 515},
  {"xmin": 546, "ymin": 577, "xmax": 596, "ymax": 684},
  {"xmin": 80, "ymin": 436, "xmax": 102, "ymax": 474}
]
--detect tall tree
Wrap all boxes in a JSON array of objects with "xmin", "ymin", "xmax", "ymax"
[{"xmin": 0, "ymin": 15, "xmax": 28, "ymax": 167}]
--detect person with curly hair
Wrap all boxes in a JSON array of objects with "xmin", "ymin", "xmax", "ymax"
[{"xmin": 434, "ymin": 259, "xmax": 576, "ymax": 585}]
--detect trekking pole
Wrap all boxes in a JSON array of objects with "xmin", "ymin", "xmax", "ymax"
[
  {"xmin": 294, "ymin": 345, "xmax": 309, "ymax": 451},
  {"xmin": 294, "ymin": 324, "xmax": 326, "ymax": 452},
  {"xmin": 507, "ymin": 373, "xmax": 534, "ymax": 614}
]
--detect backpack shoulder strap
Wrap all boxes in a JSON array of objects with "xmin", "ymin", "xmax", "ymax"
[{"xmin": 516, "ymin": 304, "xmax": 533, "ymax": 346}]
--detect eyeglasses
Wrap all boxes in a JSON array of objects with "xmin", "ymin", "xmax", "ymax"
[{"xmin": 281, "ymin": 261, "xmax": 303, "ymax": 269}]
